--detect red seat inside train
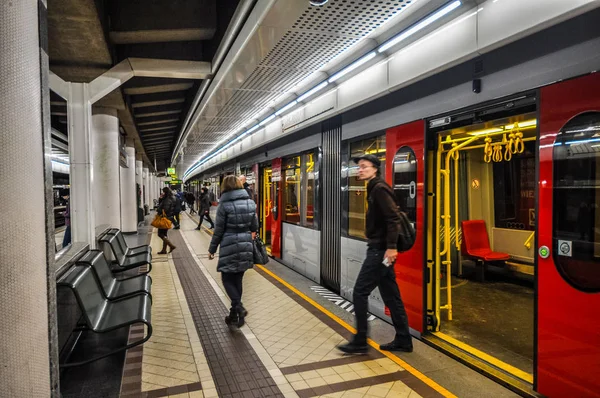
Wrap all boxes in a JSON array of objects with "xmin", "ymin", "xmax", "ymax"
[{"xmin": 461, "ymin": 220, "xmax": 510, "ymax": 262}]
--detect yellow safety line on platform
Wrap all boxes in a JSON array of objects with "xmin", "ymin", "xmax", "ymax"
[
  {"xmin": 433, "ymin": 331, "xmax": 534, "ymax": 384},
  {"xmin": 195, "ymin": 218, "xmax": 455, "ymax": 396},
  {"xmin": 255, "ymin": 264, "xmax": 457, "ymax": 398}
]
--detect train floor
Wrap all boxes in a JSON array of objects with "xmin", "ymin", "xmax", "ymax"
[
  {"xmin": 439, "ymin": 267, "xmax": 534, "ymax": 376},
  {"xmin": 61, "ymin": 211, "xmax": 521, "ymax": 398}
]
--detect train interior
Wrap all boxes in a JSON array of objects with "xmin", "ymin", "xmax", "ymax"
[{"xmin": 427, "ymin": 96, "xmax": 538, "ymax": 383}]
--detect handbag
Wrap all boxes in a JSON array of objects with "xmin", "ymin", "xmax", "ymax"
[
  {"xmin": 253, "ymin": 236, "xmax": 269, "ymax": 265},
  {"xmin": 151, "ymin": 210, "xmax": 173, "ymax": 229}
]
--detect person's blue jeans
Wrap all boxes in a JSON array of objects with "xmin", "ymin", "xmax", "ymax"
[
  {"xmin": 62, "ymin": 225, "xmax": 71, "ymax": 248},
  {"xmin": 352, "ymin": 247, "xmax": 412, "ymax": 345}
]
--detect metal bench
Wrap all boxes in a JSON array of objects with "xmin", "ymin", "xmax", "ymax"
[
  {"xmin": 105, "ymin": 228, "xmax": 152, "ymax": 257},
  {"xmin": 57, "ymin": 264, "xmax": 152, "ymax": 367},
  {"xmin": 99, "ymin": 233, "xmax": 152, "ymax": 274},
  {"xmin": 77, "ymin": 250, "xmax": 152, "ymax": 302}
]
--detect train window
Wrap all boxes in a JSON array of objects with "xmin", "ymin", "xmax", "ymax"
[
  {"xmin": 282, "ymin": 151, "xmax": 319, "ymax": 228},
  {"xmin": 303, "ymin": 152, "xmax": 317, "ymax": 228},
  {"xmin": 393, "ymin": 147, "xmax": 417, "ymax": 247},
  {"xmin": 553, "ymin": 112, "xmax": 600, "ymax": 292},
  {"xmin": 348, "ymin": 135, "xmax": 386, "ymax": 239},
  {"xmin": 283, "ymin": 156, "xmax": 301, "ymax": 224},
  {"xmin": 493, "ymin": 142, "xmax": 536, "ymax": 231}
]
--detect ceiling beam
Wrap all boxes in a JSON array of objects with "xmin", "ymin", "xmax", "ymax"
[
  {"xmin": 132, "ymin": 98, "xmax": 185, "ymax": 108},
  {"xmin": 124, "ymin": 83, "xmax": 193, "ymax": 96},
  {"xmin": 136, "ymin": 110, "xmax": 182, "ymax": 118},
  {"xmin": 110, "ymin": 28, "xmax": 215, "ymax": 44},
  {"xmin": 128, "ymin": 58, "xmax": 211, "ymax": 80},
  {"xmin": 139, "ymin": 125, "xmax": 178, "ymax": 132},
  {"xmin": 137, "ymin": 118, "xmax": 180, "ymax": 126}
]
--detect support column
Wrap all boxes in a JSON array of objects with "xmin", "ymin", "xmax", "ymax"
[
  {"xmin": 0, "ymin": 1, "xmax": 54, "ymax": 396},
  {"xmin": 68, "ymin": 83, "xmax": 95, "ymax": 246},
  {"xmin": 143, "ymin": 167, "xmax": 150, "ymax": 211},
  {"xmin": 120, "ymin": 145, "xmax": 137, "ymax": 232},
  {"xmin": 92, "ymin": 108, "xmax": 121, "ymax": 228}
]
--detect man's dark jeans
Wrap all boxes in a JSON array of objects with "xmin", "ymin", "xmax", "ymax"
[{"xmin": 353, "ymin": 247, "xmax": 412, "ymax": 345}]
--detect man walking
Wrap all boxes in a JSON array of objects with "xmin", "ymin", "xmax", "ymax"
[
  {"xmin": 239, "ymin": 175, "xmax": 254, "ymax": 202},
  {"xmin": 337, "ymin": 154, "xmax": 413, "ymax": 354}
]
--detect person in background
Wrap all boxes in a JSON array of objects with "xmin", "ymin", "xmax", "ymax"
[
  {"xmin": 156, "ymin": 187, "xmax": 177, "ymax": 254},
  {"xmin": 337, "ymin": 154, "xmax": 413, "ymax": 354},
  {"xmin": 60, "ymin": 189, "xmax": 71, "ymax": 248},
  {"xmin": 239, "ymin": 175, "xmax": 254, "ymax": 202},
  {"xmin": 172, "ymin": 189, "xmax": 182, "ymax": 229},
  {"xmin": 195, "ymin": 187, "xmax": 215, "ymax": 230},
  {"xmin": 186, "ymin": 191, "xmax": 197, "ymax": 215},
  {"xmin": 208, "ymin": 176, "xmax": 258, "ymax": 328}
]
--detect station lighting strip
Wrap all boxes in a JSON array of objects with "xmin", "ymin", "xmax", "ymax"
[{"xmin": 184, "ymin": 0, "xmax": 462, "ymax": 180}]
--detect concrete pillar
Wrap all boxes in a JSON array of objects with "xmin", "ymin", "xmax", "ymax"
[
  {"xmin": 143, "ymin": 167, "xmax": 150, "ymax": 210},
  {"xmin": 92, "ymin": 109, "xmax": 121, "ymax": 228},
  {"xmin": 0, "ymin": 1, "xmax": 55, "ymax": 396},
  {"xmin": 120, "ymin": 146, "xmax": 137, "ymax": 232}
]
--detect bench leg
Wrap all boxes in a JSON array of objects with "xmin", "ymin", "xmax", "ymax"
[{"xmin": 475, "ymin": 259, "xmax": 486, "ymax": 282}]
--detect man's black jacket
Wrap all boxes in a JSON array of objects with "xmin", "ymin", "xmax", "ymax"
[{"xmin": 366, "ymin": 177, "xmax": 401, "ymax": 250}]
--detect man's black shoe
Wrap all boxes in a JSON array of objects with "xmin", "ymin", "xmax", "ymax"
[
  {"xmin": 379, "ymin": 341, "xmax": 413, "ymax": 352},
  {"xmin": 337, "ymin": 342, "xmax": 368, "ymax": 354}
]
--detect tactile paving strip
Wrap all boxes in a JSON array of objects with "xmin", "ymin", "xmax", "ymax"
[{"xmin": 169, "ymin": 231, "xmax": 285, "ymax": 398}]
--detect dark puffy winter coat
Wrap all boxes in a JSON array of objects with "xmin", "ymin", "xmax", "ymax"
[
  {"xmin": 208, "ymin": 189, "xmax": 258, "ymax": 273},
  {"xmin": 157, "ymin": 194, "xmax": 176, "ymax": 217},
  {"xmin": 199, "ymin": 193, "xmax": 211, "ymax": 212}
]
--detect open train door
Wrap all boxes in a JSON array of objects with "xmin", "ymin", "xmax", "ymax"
[
  {"xmin": 385, "ymin": 120, "xmax": 425, "ymax": 333},
  {"xmin": 538, "ymin": 72, "xmax": 600, "ymax": 397}
]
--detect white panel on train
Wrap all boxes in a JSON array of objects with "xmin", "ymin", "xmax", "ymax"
[
  {"xmin": 338, "ymin": 60, "xmax": 388, "ymax": 111},
  {"xmin": 388, "ymin": 10, "xmax": 477, "ymax": 91},
  {"xmin": 477, "ymin": 0, "xmax": 600, "ymax": 53},
  {"xmin": 281, "ymin": 223, "xmax": 321, "ymax": 283}
]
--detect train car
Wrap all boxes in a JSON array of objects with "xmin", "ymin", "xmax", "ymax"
[{"xmin": 185, "ymin": 5, "xmax": 600, "ymax": 397}]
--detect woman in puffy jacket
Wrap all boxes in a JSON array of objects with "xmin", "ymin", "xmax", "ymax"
[
  {"xmin": 156, "ymin": 187, "xmax": 177, "ymax": 254},
  {"xmin": 208, "ymin": 175, "xmax": 258, "ymax": 328}
]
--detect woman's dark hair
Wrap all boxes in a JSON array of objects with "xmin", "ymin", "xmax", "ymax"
[
  {"xmin": 201, "ymin": 187, "xmax": 208, "ymax": 193},
  {"xmin": 221, "ymin": 175, "xmax": 243, "ymax": 193},
  {"xmin": 162, "ymin": 187, "xmax": 172, "ymax": 195}
]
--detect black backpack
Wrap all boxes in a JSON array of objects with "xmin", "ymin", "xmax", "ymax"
[{"xmin": 374, "ymin": 181, "xmax": 415, "ymax": 252}]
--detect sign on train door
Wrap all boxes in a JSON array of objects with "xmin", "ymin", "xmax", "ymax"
[
  {"xmin": 537, "ymin": 72, "xmax": 600, "ymax": 397},
  {"xmin": 385, "ymin": 120, "xmax": 425, "ymax": 333}
]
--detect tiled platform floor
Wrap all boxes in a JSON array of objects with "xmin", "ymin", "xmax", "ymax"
[{"xmin": 119, "ymin": 214, "xmax": 454, "ymax": 398}]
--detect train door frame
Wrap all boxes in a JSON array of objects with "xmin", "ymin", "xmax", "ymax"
[
  {"xmin": 423, "ymin": 92, "xmax": 540, "ymax": 394},
  {"xmin": 537, "ymin": 72, "xmax": 600, "ymax": 398},
  {"xmin": 259, "ymin": 163, "xmax": 273, "ymax": 251}
]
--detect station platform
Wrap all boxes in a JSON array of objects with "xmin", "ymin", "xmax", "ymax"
[{"xmin": 77, "ymin": 213, "xmax": 519, "ymax": 398}]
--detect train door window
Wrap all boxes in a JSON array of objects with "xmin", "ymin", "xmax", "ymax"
[
  {"xmin": 393, "ymin": 147, "xmax": 417, "ymax": 249},
  {"xmin": 553, "ymin": 111, "xmax": 600, "ymax": 292},
  {"xmin": 348, "ymin": 135, "xmax": 386, "ymax": 239},
  {"xmin": 493, "ymin": 143, "xmax": 536, "ymax": 231},
  {"xmin": 303, "ymin": 152, "xmax": 317, "ymax": 228},
  {"xmin": 284, "ymin": 156, "xmax": 301, "ymax": 224}
]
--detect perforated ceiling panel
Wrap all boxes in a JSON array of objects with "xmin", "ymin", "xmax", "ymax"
[{"xmin": 183, "ymin": 0, "xmax": 415, "ymax": 173}]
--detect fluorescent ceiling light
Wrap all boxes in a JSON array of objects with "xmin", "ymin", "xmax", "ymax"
[
  {"xmin": 259, "ymin": 114, "xmax": 276, "ymax": 126},
  {"xmin": 505, "ymin": 119, "xmax": 537, "ymax": 129},
  {"xmin": 568, "ymin": 137, "xmax": 600, "ymax": 146},
  {"xmin": 297, "ymin": 81, "xmax": 329, "ymax": 102},
  {"xmin": 328, "ymin": 52, "xmax": 377, "ymax": 83},
  {"xmin": 468, "ymin": 127, "xmax": 504, "ymax": 136},
  {"xmin": 275, "ymin": 101, "xmax": 298, "ymax": 116},
  {"xmin": 378, "ymin": 0, "xmax": 462, "ymax": 53},
  {"xmin": 245, "ymin": 124, "xmax": 261, "ymax": 134}
]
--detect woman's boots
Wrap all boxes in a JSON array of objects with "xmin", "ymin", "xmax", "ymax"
[
  {"xmin": 225, "ymin": 306, "xmax": 247, "ymax": 328},
  {"xmin": 157, "ymin": 238, "xmax": 176, "ymax": 254}
]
